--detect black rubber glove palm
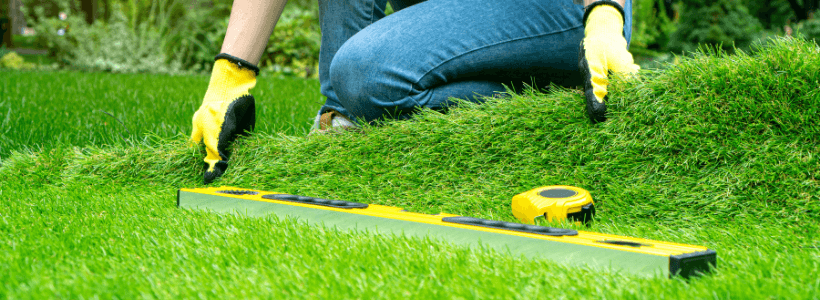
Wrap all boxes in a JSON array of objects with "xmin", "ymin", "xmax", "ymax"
[
  {"xmin": 190, "ymin": 54, "xmax": 259, "ymax": 184},
  {"xmin": 578, "ymin": 1, "xmax": 640, "ymax": 123}
]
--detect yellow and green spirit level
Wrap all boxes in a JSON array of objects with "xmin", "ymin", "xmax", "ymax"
[{"xmin": 177, "ymin": 186, "xmax": 716, "ymax": 278}]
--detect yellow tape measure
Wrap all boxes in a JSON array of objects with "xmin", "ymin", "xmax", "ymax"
[{"xmin": 512, "ymin": 186, "xmax": 595, "ymax": 224}]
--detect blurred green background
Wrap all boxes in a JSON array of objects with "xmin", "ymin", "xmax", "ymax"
[
  {"xmin": 1, "ymin": 0, "xmax": 321, "ymax": 76},
  {"xmin": 3, "ymin": 0, "xmax": 819, "ymax": 75}
]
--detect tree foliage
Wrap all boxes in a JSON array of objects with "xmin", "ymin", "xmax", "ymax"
[
  {"xmin": 19, "ymin": 0, "xmax": 322, "ymax": 75},
  {"xmin": 632, "ymin": 0, "xmax": 678, "ymax": 51},
  {"xmin": 783, "ymin": 0, "xmax": 820, "ymax": 21},
  {"xmin": 261, "ymin": 7, "xmax": 320, "ymax": 78},
  {"xmin": 667, "ymin": 0, "xmax": 764, "ymax": 53},
  {"xmin": 746, "ymin": 0, "xmax": 796, "ymax": 29}
]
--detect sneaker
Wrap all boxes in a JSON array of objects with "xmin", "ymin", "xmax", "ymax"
[{"xmin": 308, "ymin": 110, "xmax": 358, "ymax": 135}]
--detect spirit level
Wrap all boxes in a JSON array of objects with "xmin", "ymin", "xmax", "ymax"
[{"xmin": 177, "ymin": 186, "xmax": 716, "ymax": 278}]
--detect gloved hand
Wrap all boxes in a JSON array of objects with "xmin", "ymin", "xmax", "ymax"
[
  {"xmin": 190, "ymin": 54, "xmax": 259, "ymax": 184},
  {"xmin": 578, "ymin": 1, "xmax": 640, "ymax": 123}
]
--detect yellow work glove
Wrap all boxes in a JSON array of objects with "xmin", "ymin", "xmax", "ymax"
[
  {"xmin": 578, "ymin": 1, "xmax": 640, "ymax": 123},
  {"xmin": 190, "ymin": 54, "xmax": 258, "ymax": 184}
]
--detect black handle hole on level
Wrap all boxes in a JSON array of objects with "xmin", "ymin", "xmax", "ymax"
[
  {"xmin": 216, "ymin": 190, "xmax": 259, "ymax": 196},
  {"xmin": 442, "ymin": 216, "xmax": 578, "ymax": 236},
  {"xmin": 597, "ymin": 240, "xmax": 652, "ymax": 248},
  {"xmin": 261, "ymin": 194, "xmax": 369, "ymax": 209}
]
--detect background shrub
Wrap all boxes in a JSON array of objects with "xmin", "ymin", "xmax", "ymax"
[
  {"xmin": 745, "ymin": 0, "xmax": 795, "ymax": 30},
  {"xmin": 26, "ymin": 2, "xmax": 182, "ymax": 73},
  {"xmin": 21, "ymin": 0, "xmax": 320, "ymax": 76},
  {"xmin": 260, "ymin": 7, "xmax": 320, "ymax": 79},
  {"xmin": 0, "ymin": 51, "xmax": 35, "ymax": 70},
  {"xmin": 631, "ymin": 0, "xmax": 677, "ymax": 52},
  {"xmin": 163, "ymin": 1, "xmax": 232, "ymax": 73},
  {"xmin": 667, "ymin": 0, "xmax": 764, "ymax": 53},
  {"xmin": 794, "ymin": 18, "xmax": 820, "ymax": 42}
]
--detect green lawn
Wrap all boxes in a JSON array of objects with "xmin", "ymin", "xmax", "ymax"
[
  {"xmin": 1, "ymin": 37, "xmax": 819, "ymax": 299},
  {"xmin": 0, "ymin": 71, "xmax": 321, "ymax": 157}
]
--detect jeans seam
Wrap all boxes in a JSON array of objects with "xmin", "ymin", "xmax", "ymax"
[
  {"xmin": 369, "ymin": 0, "xmax": 377, "ymax": 25},
  {"xmin": 405, "ymin": 24, "xmax": 585, "ymax": 102}
]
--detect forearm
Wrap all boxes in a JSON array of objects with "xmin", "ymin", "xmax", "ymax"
[
  {"xmin": 220, "ymin": 0, "xmax": 288, "ymax": 65},
  {"xmin": 583, "ymin": 0, "xmax": 625, "ymax": 8}
]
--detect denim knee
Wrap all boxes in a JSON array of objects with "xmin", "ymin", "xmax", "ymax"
[
  {"xmin": 329, "ymin": 48, "xmax": 365, "ymax": 121},
  {"xmin": 329, "ymin": 42, "xmax": 410, "ymax": 123}
]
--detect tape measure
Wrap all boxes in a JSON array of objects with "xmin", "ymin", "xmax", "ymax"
[{"xmin": 512, "ymin": 186, "xmax": 595, "ymax": 224}]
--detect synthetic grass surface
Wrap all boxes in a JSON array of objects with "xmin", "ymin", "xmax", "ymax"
[
  {"xmin": 0, "ymin": 72, "xmax": 321, "ymax": 157},
  {"xmin": 1, "ymin": 37, "xmax": 819, "ymax": 298}
]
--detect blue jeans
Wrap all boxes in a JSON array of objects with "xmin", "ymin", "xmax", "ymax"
[{"xmin": 317, "ymin": 0, "xmax": 633, "ymax": 123}]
